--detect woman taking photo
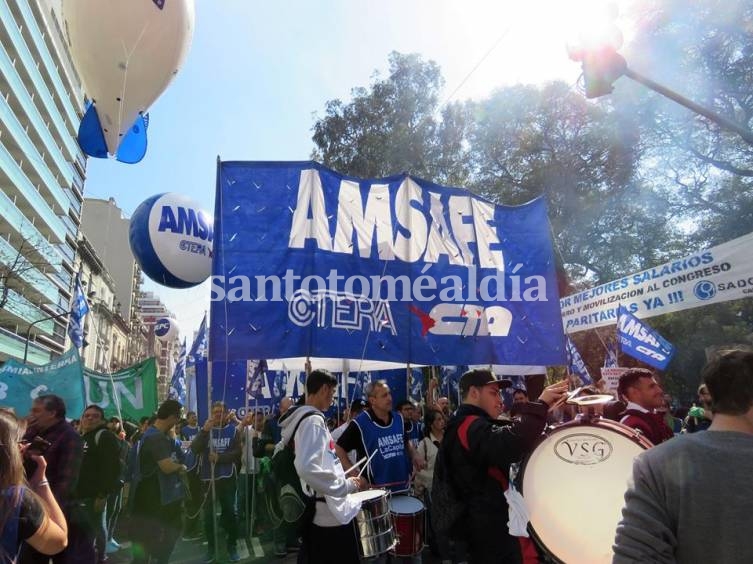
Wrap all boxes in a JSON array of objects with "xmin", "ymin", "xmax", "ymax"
[{"xmin": 0, "ymin": 409, "xmax": 67, "ymax": 561}]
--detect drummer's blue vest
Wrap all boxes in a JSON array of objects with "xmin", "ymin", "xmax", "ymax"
[
  {"xmin": 181, "ymin": 424, "xmax": 199, "ymax": 471},
  {"xmin": 355, "ymin": 410, "xmax": 410, "ymax": 492},
  {"xmin": 199, "ymin": 424, "xmax": 237, "ymax": 481}
]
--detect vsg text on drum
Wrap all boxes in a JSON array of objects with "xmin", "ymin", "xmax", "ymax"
[{"xmin": 553, "ymin": 433, "xmax": 613, "ymax": 465}]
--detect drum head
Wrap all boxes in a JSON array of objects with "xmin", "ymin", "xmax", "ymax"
[
  {"xmin": 389, "ymin": 495, "xmax": 424, "ymax": 514},
  {"xmin": 351, "ymin": 489, "xmax": 387, "ymax": 503},
  {"xmin": 521, "ymin": 420, "xmax": 649, "ymax": 564}
]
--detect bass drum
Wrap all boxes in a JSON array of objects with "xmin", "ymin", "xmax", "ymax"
[{"xmin": 520, "ymin": 418, "xmax": 652, "ymax": 564}]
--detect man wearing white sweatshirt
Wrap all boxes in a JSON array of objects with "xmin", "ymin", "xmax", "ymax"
[{"xmin": 279, "ymin": 369, "xmax": 366, "ymax": 564}]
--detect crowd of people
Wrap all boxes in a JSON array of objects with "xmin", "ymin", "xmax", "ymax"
[{"xmin": 0, "ymin": 349, "xmax": 750, "ymax": 563}]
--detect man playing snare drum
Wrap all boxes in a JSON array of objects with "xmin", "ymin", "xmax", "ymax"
[
  {"xmin": 280, "ymin": 369, "xmax": 366, "ymax": 564},
  {"xmin": 434, "ymin": 369, "xmax": 568, "ymax": 564}
]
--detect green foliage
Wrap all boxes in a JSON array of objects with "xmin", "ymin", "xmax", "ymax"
[{"xmin": 309, "ymin": 2, "xmax": 753, "ymax": 402}]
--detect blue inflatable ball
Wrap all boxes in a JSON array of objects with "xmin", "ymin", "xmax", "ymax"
[
  {"xmin": 129, "ymin": 193, "xmax": 213, "ymax": 289},
  {"xmin": 154, "ymin": 317, "xmax": 178, "ymax": 341}
]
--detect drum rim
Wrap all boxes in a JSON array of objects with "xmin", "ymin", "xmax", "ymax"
[{"xmin": 518, "ymin": 417, "xmax": 652, "ymax": 563}]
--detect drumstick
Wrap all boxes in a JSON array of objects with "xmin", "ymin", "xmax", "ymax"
[
  {"xmin": 345, "ymin": 455, "xmax": 368, "ymax": 475},
  {"xmin": 552, "ymin": 386, "xmax": 582, "ymax": 409},
  {"xmin": 357, "ymin": 449, "xmax": 379, "ymax": 478}
]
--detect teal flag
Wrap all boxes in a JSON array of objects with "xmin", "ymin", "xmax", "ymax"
[{"xmin": 0, "ymin": 348, "xmax": 85, "ymax": 418}]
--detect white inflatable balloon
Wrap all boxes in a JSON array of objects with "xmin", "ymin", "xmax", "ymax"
[
  {"xmin": 154, "ymin": 317, "xmax": 178, "ymax": 342},
  {"xmin": 128, "ymin": 193, "xmax": 213, "ymax": 289},
  {"xmin": 63, "ymin": 0, "xmax": 195, "ymax": 162}
]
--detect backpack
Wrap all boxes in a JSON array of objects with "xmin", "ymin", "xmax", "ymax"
[
  {"xmin": 431, "ymin": 415, "xmax": 479, "ymax": 536},
  {"xmin": 264, "ymin": 410, "xmax": 324, "ymax": 527}
]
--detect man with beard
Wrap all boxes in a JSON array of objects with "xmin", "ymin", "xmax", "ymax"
[
  {"xmin": 614, "ymin": 350, "xmax": 753, "ymax": 563},
  {"xmin": 618, "ymin": 369, "xmax": 674, "ymax": 446},
  {"xmin": 20, "ymin": 395, "xmax": 85, "ymax": 564}
]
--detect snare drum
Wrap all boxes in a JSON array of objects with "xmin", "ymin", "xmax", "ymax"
[
  {"xmin": 351, "ymin": 489, "xmax": 395, "ymax": 558},
  {"xmin": 389, "ymin": 495, "xmax": 425, "ymax": 556},
  {"xmin": 520, "ymin": 417, "xmax": 652, "ymax": 564}
]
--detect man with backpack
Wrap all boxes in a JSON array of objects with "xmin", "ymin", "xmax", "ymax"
[
  {"xmin": 433, "ymin": 369, "xmax": 568, "ymax": 564},
  {"xmin": 77, "ymin": 404, "xmax": 123, "ymax": 563},
  {"xmin": 278, "ymin": 369, "xmax": 366, "ymax": 564}
]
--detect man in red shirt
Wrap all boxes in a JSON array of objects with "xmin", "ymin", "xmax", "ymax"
[{"xmin": 618, "ymin": 368, "xmax": 674, "ymax": 445}]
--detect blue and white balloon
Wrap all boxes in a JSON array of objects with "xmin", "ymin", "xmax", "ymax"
[
  {"xmin": 154, "ymin": 317, "xmax": 178, "ymax": 341},
  {"xmin": 129, "ymin": 193, "xmax": 213, "ymax": 288}
]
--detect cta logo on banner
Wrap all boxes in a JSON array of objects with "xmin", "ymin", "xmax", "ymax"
[
  {"xmin": 617, "ymin": 306, "xmax": 675, "ymax": 370},
  {"xmin": 210, "ymin": 162, "xmax": 566, "ymax": 366},
  {"xmin": 561, "ymin": 231, "xmax": 753, "ymax": 333}
]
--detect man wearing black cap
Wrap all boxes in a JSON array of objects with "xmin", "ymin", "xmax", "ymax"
[{"xmin": 434, "ymin": 369, "xmax": 567, "ymax": 564}]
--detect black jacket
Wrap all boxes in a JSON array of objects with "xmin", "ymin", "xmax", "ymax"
[
  {"xmin": 76, "ymin": 425, "xmax": 123, "ymax": 499},
  {"xmin": 440, "ymin": 402, "xmax": 548, "ymax": 562}
]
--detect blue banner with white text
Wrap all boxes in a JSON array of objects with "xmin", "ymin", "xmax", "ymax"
[
  {"xmin": 210, "ymin": 162, "xmax": 565, "ymax": 365},
  {"xmin": 617, "ymin": 306, "xmax": 675, "ymax": 370}
]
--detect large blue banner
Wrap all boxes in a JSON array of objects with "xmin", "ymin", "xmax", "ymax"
[
  {"xmin": 617, "ymin": 306, "xmax": 675, "ymax": 370},
  {"xmin": 210, "ymin": 162, "xmax": 565, "ymax": 366}
]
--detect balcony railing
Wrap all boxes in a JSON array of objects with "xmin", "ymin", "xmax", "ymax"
[
  {"xmin": 0, "ymin": 0, "xmax": 78, "ymax": 159},
  {"xmin": 0, "ymin": 189, "xmax": 62, "ymax": 269},
  {"xmin": 0, "ymin": 40, "xmax": 72, "ymax": 184}
]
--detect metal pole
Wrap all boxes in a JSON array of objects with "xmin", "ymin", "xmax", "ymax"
[
  {"xmin": 23, "ymin": 310, "xmax": 70, "ymax": 364},
  {"xmin": 623, "ymin": 66, "xmax": 753, "ymax": 145}
]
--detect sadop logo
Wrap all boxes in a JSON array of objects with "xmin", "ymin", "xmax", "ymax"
[{"xmin": 693, "ymin": 280, "xmax": 717, "ymax": 301}]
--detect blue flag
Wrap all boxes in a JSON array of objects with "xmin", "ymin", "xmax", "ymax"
[
  {"xmin": 603, "ymin": 339, "xmax": 619, "ymax": 368},
  {"xmin": 351, "ymin": 371, "xmax": 370, "ymax": 402},
  {"xmin": 270, "ymin": 370, "xmax": 288, "ymax": 402},
  {"xmin": 169, "ymin": 339, "xmax": 187, "ymax": 405},
  {"xmin": 617, "ymin": 306, "xmax": 675, "ymax": 370},
  {"xmin": 246, "ymin": 360, "xmax": 267, "ymax": 400},
  {"xmin": 566, "ymin": 337, "xmax": 592, "ymax": 385},
  {"xmin": 187, "ymin": 313, "xmax": 208, "ymax": 367},
  {"xmin": 67, "ymin": 272, "xmax": 89, "ymax": 349},
  {"xmin": 409, "ymin": 369, "xmax": 423, "ymax": 402}
]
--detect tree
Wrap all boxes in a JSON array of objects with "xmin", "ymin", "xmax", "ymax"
[
  {"xmin": 311, "ymin": 52, "xmax": 472, "ymax": 184},
  {"xmin": 468, "ymin": 81, "xmax": 683, "ymax": 284},
  {"xmin": 623, "ymin": 0, "xmax": 753, "ymax": 247},
  {"xmin": 0, "ymin": 236, "xmax": 52, "ymax": 310}
]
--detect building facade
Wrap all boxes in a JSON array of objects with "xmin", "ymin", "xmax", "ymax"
[
  {"xmin": 0, "ymin": 0, "xmax": 88, "ymax": 365},
  {"xmin": 76, "ymin": 235, "xmax": 134, "ymax": 372}
]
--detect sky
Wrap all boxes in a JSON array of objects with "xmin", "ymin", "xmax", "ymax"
[{"xmin": 82, "ymin": 0, "xmax": 635, "ymax": 341}]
